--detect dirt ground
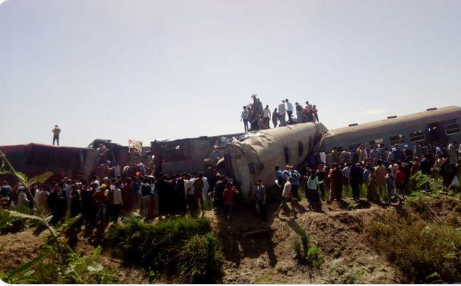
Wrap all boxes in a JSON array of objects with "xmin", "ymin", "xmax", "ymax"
[
  {"xmin": 207, "ymin": 199, "xmax": 404, "ymax": 284},
  {"xmin": 0, "ymin": 199, "xmax": 408, "ymax": 284}
]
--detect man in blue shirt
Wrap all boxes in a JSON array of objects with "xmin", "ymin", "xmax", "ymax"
[{"xmin": 290, "ymin": 166, "xmax": 301, "ymax": 201}]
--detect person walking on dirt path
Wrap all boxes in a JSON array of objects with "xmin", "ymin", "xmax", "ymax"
[
  {"xmin": 52, "ymin": 125, "xmax": 61, "ymax": 146},
  {"xmin": 275, "ymin": 178, "xmax": 297, "ymax": 218}
]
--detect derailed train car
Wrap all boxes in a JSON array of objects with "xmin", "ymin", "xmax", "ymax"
[
  {"xmin": 320, "ymin": 106, "xmax": 461, "ymax": 152},
  {"xmin": 0, "ymin": 143, "xmax": 99, "ymax": 181},
  {"xmin": 150, "ymin": 133, "xmax": 243, "ymax": 175},
  {"xmin": 224, "ymin": 123, "xmax": 328, "ymax": 199}
]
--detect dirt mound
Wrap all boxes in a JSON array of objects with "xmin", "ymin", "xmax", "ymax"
[
  {"xmin": 208, "ymin": 199, "xmax": 404, "ymax": 283},
  {"xmin": 0, "ymin": 226, "xmax": 146, "ymax": 284}
]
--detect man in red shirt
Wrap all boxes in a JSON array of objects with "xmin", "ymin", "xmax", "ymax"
[
  {"xmin": 92, "ymin": 184, "xmax": 110, "ymax": 225},
  {"xmin": 223, "ymin": 182, "xmax": 239, "ymax": 220},
  {"xmin": 395, "ymin": 165, "xmax": 406, "ymax": 200}
]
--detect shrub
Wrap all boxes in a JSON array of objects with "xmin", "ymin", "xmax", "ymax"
[
  {"xmin": 367, "ymin": 216, "xmax": 461, "ymax": 283},
  {"xmin": 106, "ymin": 216, "xmax": 223, "ymax": 283}
]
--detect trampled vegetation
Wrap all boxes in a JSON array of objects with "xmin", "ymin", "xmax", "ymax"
[{"xmin": 105, "ymin": 217, "xmax": 224, "ymax": 283}]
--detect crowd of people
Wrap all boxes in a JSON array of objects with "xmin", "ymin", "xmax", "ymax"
[
  {"xmin": 240, "ymin": 94, "xmax": 320, "ymax": 132},
  {"xmin": 0, "ymin": 167, "xmax": 245, "ymax": 227},
  {"xmin": 274, "ymin": 141, "xmax": 461, "ymax": 212},
  {"xmin": 1, "ymin": 139, "xmax": 460, "ymax": 226}
]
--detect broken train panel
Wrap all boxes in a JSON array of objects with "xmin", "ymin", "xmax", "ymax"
[{"xmin": 225, "ymin": 123, "xmax": 328, "ymax": 199}]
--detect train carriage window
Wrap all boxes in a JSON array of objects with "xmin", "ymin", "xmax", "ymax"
[
  {"xmin": 446, "ymin": 123, "xmax": 461, "ymax": 135},
  {"xmin": 298, "ymin": 142, "xmax": 304, "ymax": 157},
  {"xmin": 389, "ymin": 134, "xmax": 405, "ymax": 145},
  {"xmin": 284, "ymin": 146, "xmax": 291, "ymax": 165},
  {"xmin": 348, "ymin": 143, "xmax": 361, "ymax": 150},
  {"xmin": 409, "ymin": 131, "xmax": 425, "ymax": 142},
  {"xmin": 369, "ymin": 139, "xmax": 384, "ymax": 148}
]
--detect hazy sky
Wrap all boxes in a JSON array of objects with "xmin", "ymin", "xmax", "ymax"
[{"xmin": 1, "ymin": 0, "xmax": 460, "ymax": 147}]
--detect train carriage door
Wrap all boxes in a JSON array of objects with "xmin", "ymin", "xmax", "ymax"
[{"xmin": 427, "ymin": 122, "xmax": 441, "ymax": 143}]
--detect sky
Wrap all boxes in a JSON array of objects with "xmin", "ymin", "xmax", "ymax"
[{"xmin": 1, "ymin": 0, "xmax": 460, "ymax": 148}]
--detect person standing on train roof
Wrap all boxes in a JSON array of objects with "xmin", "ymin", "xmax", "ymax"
[
  {"xmin": 295, "ymin": 102, "xmax": 303, "ymax": 124},
  {"xmin": 272, "ymin": 108, "xmax": 279, "ymax": 128},
  {"xmin": 262, "ymin": 105, "xmax": 271, "ymax": 129},
  {"xmin": 52, "ymin": 125, "xmax": 61, "ymax": 146},
  {"xmin": 278, "ymin": 100, "xmax": 287, "ymax": 126},
  {"xmin": 241, "ymin": 106, "xmax": 249, "ymax": 132},
  {"xmin": 285, "ymin": 98, "xmax": 293, "ymax": 124}
]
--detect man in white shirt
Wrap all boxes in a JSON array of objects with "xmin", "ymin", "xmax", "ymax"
[
  {"xmin": 285, "ymin": 99, "xmax": 293, "ymax": 124},
  {"xmin": 278, "ymin": 100, "xmax": 287, "ymax": 127},
  {"xmin": 274, "ymin": 178, "xmax": 297, "ymax": 218},
  {"xmin": 185, "ymin": 175, "xmax": 196, "ymax": 214},
  {"xmin": 262, "ymin": 105, "xmax": 271, "ymax": 129}
]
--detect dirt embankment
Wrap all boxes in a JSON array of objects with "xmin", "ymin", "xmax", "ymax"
[
  {"xmin": 1, "ymin": 198, "xmax": 440, "ymax": 284},
  {"xmin": 208, "ymin": 200, "xmax": 403, "ymax": 284}
]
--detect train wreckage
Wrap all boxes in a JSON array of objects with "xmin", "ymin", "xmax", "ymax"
[{"xmin": 1, "ymin": 106, "xmax": 460, "ymax": 199}]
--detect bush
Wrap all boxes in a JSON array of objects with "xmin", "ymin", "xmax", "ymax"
[
  {"xmin": 106, "ymin": 217, "xmax": 223, "ymax": 283},
  {"xmin": 367, "ymin": 216, "xmax": 461, "ymax": 283}
]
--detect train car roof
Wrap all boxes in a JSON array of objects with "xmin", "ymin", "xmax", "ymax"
[
  {"xmin": 0, "ymin": 143, "xmax": 95, "ymax": 151},
  {"xmin": 321, "ymin": 106, "xmax": 461, "ymax": 145}
]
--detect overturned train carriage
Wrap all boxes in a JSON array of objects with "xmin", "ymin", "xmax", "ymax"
[
  {"xmin": 0, "ymin": 143, "xmax": 99, "ymax": 181},
  {"xmin": 224, "ymin": 123, "xmax": 328, "ymax": 199}
]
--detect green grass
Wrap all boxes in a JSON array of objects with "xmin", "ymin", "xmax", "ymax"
[
  {"xmin": 105, "ymin": 216, "xmax": 223, "ymax": 283},
  {"xmin": 367, "ymin": 216, "xmax": 461, "ymax": 283}
]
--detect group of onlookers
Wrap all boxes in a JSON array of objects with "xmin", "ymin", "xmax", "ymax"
[
  {"xmin": 276, "ymin": 141, "xmax": 461, "ymax": 210},
  {"xmin": 1, "ymin": 140, "xmax": 459, "ymax": 225},
  {"xmin": 240, "ymin": 94, "xmax": 319, "ymax": 132},
  {"xmin": 0, "ymin": 167, "xmax": 243, "ymax": 226}
]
